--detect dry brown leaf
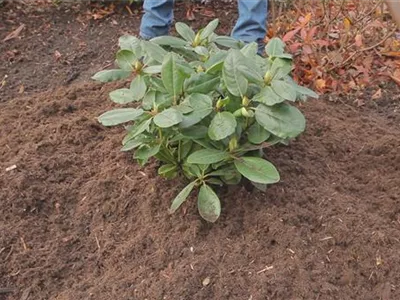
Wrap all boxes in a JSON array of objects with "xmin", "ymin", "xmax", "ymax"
[
  {"xmin": 372, "ymin": 89, "xmax": 382, "ymax": 100},
  {"xmin": 3, "ymin": 24, "xmax": 25, "ymax": 42}
]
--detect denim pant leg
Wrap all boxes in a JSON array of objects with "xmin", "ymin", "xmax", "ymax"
[
  {"xmin": 140, "ymin": 0, "xmax": 175, "ymax": 40},
  {"xmin": 232, "ymin": 0, "xmax": 267, "ymax": 54}
]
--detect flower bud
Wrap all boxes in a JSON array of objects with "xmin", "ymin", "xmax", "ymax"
[
  {"xmin": 196, "ymin": 65, "xmax": 204, "ymax": 73},
  {"xmin": 264, "ymin": 71, "xmax": 272, "ymax": 85},
  {"xmin": 229, "ymin": 136, "xmax": 238, "ymax": 151},
  {"xmin": 194, "ymin": 32, "xmax": 201, "ymax": 47},
  {"xmin": 241, "ymin": 107, "xmax": 251, "ymax": 118},
  {"xmin": 242, "ymin": 96, "xmax": 250, "ymax": 107}
]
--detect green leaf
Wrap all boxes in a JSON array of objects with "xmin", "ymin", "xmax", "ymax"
[
  {"xmin": 293, "ymin": 83, "xmax": 319, "ymax": 99},
  {"xmin": 119, "ymin": 35, "xmax": 142, "ymax": 57},
  {"xmin": 252, "ymin": 86, "xmax": 285, "ymax": 106},
  {"xmin": 148, "ymin": 77, "xmax": 167, "ymax": 93},
  {"xmin": 180, "ymin": 94, "xmax": 213, "ymax": 128},
  {"xmin": 200, "ymin": 19, "xmax": 219, "ymax": 40},
  {"xmin": 198, "ymin": 184, "xmax": 221, "ymax": 223},
  {"xmin": 121, "ymin": 135, "xmax": 149, "ymax": 152},
  {"xmin": 241, "ymin": 42, "xmax": 258, "ymax": 57},
  {"xmin": 154, "ymin": 108, "xmax": 183, "ymax": 128},
  {"xmin": 265, "ymin": 38, "xmax": 285, "ymax": 57},
  {"xmin": 255, "ymin": 103, "xmax": 306, "ymax": 139},
  {"xmin": 234, "ymin": 157, "xmax": 280, "ymax": 184},
  {"xmin": 223, "ymin": 50, "xmax": 248, "ymax": 97},
  {"xmin": 151, "ymin": 36, "xmax": 188, "ymax": 47},
  {"xmin": 184, "ymin": 73, "xmax": 219, "ymax": 94},
  {"xmin": 109, "ymin": 88, "xmax": 136, "ymax": 104},
  {"xmin": 162, "ymin": 53, "xmax": 186, "ymax": 99},
  {"xmin": 208, "ymin": 112, "xmax": 237, "ymax": 141},
  {"xmin": 130, "ymin": 75, "xmax": 147, "ymax": 100},
  {"xmin": 194, "ymin": 46, "xmax": 209, "ymax": 57},
  {"xmin": 270, "ymin": 58, "xmax": 292, "ymax": 80},
  {"xmin": 92, "ymin": 69, "xmax": 131, "ymax": 83},
  {"xmin": 175, "ymin": 22, "xmax": 196, "ymax": 42},
  {"xmin": 271, "ymin": 80, "xmax": 297, "ymax": 101},
  {"xmin": 122, "ymin": 118, "xmax": 152, "ymax": 144},
  {"xmin": 214, "ymin": 36, "xmax": 243, "ymax": 49},
  {"xmin": 247, "ymin": 122, "xmax": 271, "ymax": 144},
  {"xmin": 158, "ymin": 164, "xmax": 178, "ymax": 179},
  {"xmin": 181, "ymin": 125, "xmax": 208, "ymax": 139},
  {"xmin": 142, "ymin": 41, "xmax": 168, "ymax": 63},
  {"xmin": 98, "ymin": 108, "xmax": 144, "ymax": 126},
  {"xmin": 135, "ymin": 144, "xmax": 161, "ymax": 165},
  {"xmin": 207, "ymin": 178, "xmax": 224, "ymax": 186},
  {"xmin": 116, "ymin": 50, "xmax": 135, "ymax": 71},
  {"xmin": 187, "ymin": 149, "xmax": 231, "ymax": 165},
  {"xmin": 251, "ymin": 181, "xmax": 268, "ymax": 192},
  {"xmin": 169, "ymin": 181, "xmax": 197, "ymax": 214},
  {"xmin": 180, "ymin": 140, "xmax": 193, "ymax": 160},
  {"xmin": 143, "ymin": 65, "xmax": 162, "ymax": 74}
]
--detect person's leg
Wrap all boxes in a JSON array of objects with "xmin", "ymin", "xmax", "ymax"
[
  {"xmin": 231, "ymin": 0, "xmax": 267, "ymax": 54},
  {"xmin": 140, "ymin": 0, "xmax": 174, "ymax": 40}
]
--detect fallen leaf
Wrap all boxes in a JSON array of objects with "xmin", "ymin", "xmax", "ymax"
[
  {"xmin": 3, "ymin": 24, "xmax": 25, "ymax": 42},
  {"xmin": 315, "ymin": 79, "xmax": 326, "ymax": 91},
  {"xmin": 54, "ymin": 50, "xmax": 62, "ymax": 60}
]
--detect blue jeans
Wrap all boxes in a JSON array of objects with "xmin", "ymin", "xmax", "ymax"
[{"xmin": 140, "ymin": 0, "xmax": 267, "ymax": 53}]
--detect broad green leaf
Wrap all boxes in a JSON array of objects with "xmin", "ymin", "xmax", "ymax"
[
  {"xmin": 116, "ymin": 50, "xmax": 135, "ymax": 71},
  {"xmin": 98, "ymin": 108, "xmax": 144, "ymax": 126},
  {"xmin": 180, "ymin": 94, "xmax": 213, "ymax": 128},
  {"xmin": 119, "ymin": 35, "xmax": 142, "ymax": 57},
  {"xmin": 253, "ymin": 86, "xmax": 285, "ymax": 106},
  {"xmin": 109, "ymin": 88, "xmax": 135, "ymax": 104},
  {"xmin": 214, "ymin": 36, "xmax": 243, "ymax": 49},
  {"xmin": 154, "ymin": 108, "xmax": 183, "ymax": 128},
  {"xmin": 204, "ymin": 51, "xmax": 227, "ymax": 69},
  {"xmin": 234, "ymin": 157, "xmax": 280, "ymax": 184},
  {"xmin": 142, "ymin": 90, "xmax": 167, "ymax": 110},
  {"xmin": 184, "ymin": 73, "xmax": 219, "ymax": 94},
  {"xmin": 121, "ymin": 135, "xmax": 147, "ymax": 151},
  {"xmin": 247, "ymin": 122, "xmax": 271, "ymax": 144},
  {"xmin": 292, "ymin": 83, "xmax": 319, "ymax": 99},
  {"xmin": 142, "ymin": 41, "xmax": 167, "ymax": 63},
  {"xmin": 148, "ymin": 77, "xmax": 167, "ymax": 93},
  {"xmin": 270, "ymin": 58, "xmax": 292, "ymax": 80},
  {"xmin": 187, "ymin": 149, "xmax": 231, "ymax": 165},
  {"xmin": 200, "ymin": 19, "xmax": 219, "ymax": 40},
  {"xmin": 135, "ymin": 144, "xmax": 161, "ymax": 165},
  {"xmin": 169, "ymin": 181, "xmax": 197, "ymax": 213},
  {"xmin": 175, "ymin": 22, "xmax": 196, "ymax": 42},
  {"xmin": 265, "ymin": 38, "xmax": 285, "ymax": 57},
  {"xmin": 181, "ymin": 125, "xmax": 208, "ymax": 139},
  {"xmin": 180, "ymin": 140, "xmax": 193, "ymax": 160},
  {"xmin": 255, "ymin": 103, "xmax": 306, "ymax": 139},
  {"xmin": 208, "ymin": 166, "xmax": 238, "ymax": 177},
  {"xmin": 122, "ymin": 118, "xmax": 152, "ymax": 144},
  {"xmin": 198, "ymin": 184, "xmax": 221, "ymax": 223},
  {"xmin": 151, "ymin": 36, "xmax": 188, "ymax": 47},
  {"xmin": 223, "ymin": 50, "xmax": 248, "ymax": 97},
  {"xmin": 208, "ymin": 112, "xmax": 237, "ymax": 141},
  {"xmin": 194, "ymin": 46, "xmax": 209, "ymax": 57},
  {"xmin": 241, "ymin": 42, "xmax": 258, "ymax": 57},
  {"xmin": 221, "ymin": 172, "xmax": 242, "ymax": 185},
  {"xmin": 92, "ymin": 69, "xmax": 131, "ymax": 83},
  {"xmin": 207, "ymin": 178, "xmax": 224, "ymax": 186},
  {"xmin": 143, "ymin": 65, "xmax": 162, "ymax": 74},
  {"xmin": 271, "ymin": 80, "xmax": 297, "ymax": 101},
  {"xmin": 176, "ymin": 101, "xmax": 193, "ymax": 114},
  {"xmin": 162, "ymin": 53, "xmax": 186, "ymax": 99},
  {"xmin": 130, "ymin": 75, "xmax": 147, "ymax": 100},
  {"xmin": 158, "ymin": 164, "xmax": 178, "ymax": 179}
]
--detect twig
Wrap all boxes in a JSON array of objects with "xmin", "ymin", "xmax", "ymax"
[
  {"xmin": 256, "ymin": 265, "xmax": 274, "ymax": 274},
  {"xmin": 328, "ymin": 27, "xmax": 397, "ymax": 72},
  {"xmin": 5, "ymin": 246, "xmax": 13, "ymax": 261}
]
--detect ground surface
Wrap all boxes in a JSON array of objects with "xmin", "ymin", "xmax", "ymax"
[{"xmin": 1, "ymin": 2, "xmax": 400, "ymax": 300}]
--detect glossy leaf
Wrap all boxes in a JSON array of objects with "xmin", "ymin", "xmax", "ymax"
[
  {"xmin": 154, "ymin": 108, "xmax": 183, "ymax": 128},
  {"xmin": 200, "ymin": 19, "xmax": 219, "ymax": 40},
  {"xmin": 187, "ymin": 149, "xmax": 231, "ymax": 164},
  {"xmin": 129, "ymin": 75, "xmax": 147, "ymax": 100},
  {"xmin": 162, "ymin": 54, "xmax": 186, "ymax": 99},
  {"xmin": 116, "ymin": 50, "xmax": 135, "ymax": 71},
  {"xmin": 223, "ymin": 50, "xmax": 248, "ymax": 97},
  {"xmin": 247, "ymin": 122, "xmax": 271, "ymax": 144},
  {"xmin": 234, "ymin": 157, "xmax": 280, "ymax": 184},
  {"xmin": 184, "ymin": 73, "xmax": 219, "ymax": 94},
  {"xmin": 151, "ymin": 36, "xmax": 188, "ymax": 47},
  {"xmin": 98, "ymin": 108, "xmax": 144, "ymax": 126},
  {"xmin": 175, "ymin": 22, "xmax": 196, "ymax": 42},
  {"xmin": 92, "ymin": 69, "xmax": 131, "ymax": 83},
  {"xmin": 271, "ymin": 80, "xmax": 297, "ymax": 101},
  {"xmin": 109, "ymin": 88, "xmax": 136, "ymax": 104},
  {"xmin": 255, "ymin": 103, "xmax": 306, "ymax": 139},
  {"xmin": 198, "ymin": 184, "xmax": 221, "ymax": 223},
  {"xmin": 180, "ymin": 94, "xmax": 213, "ymax": 128},
  {"xmin": 208, "ymin": 112, "xmax": 237, "ymax": 141},
  {"xmin": 253, "ymin": 86, "xmax": 285, "ymax": 106},
  {"xmin": 169, "ymin": 181, "xmax": 197, "ymax": 213}
]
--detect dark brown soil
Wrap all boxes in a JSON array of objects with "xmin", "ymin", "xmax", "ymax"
[{"xmin": 1, "ymin": 2, "xmax": 400, "ymax": 300}]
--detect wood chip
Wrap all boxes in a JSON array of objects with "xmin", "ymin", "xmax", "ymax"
[
  {"xmin": 5, "ymin": 165, "xmax": 17, "ymax": 172},
  {"xmin": 202, "ymin": 277, "xmax": 211, "ymax": 286}
]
